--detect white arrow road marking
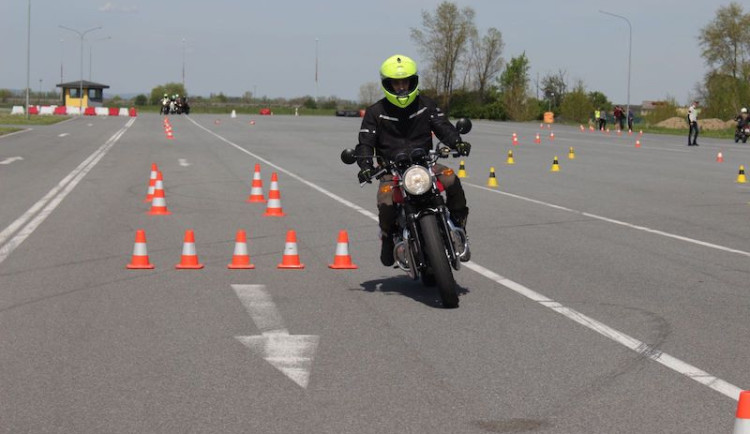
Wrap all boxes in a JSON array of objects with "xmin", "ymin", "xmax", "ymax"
[
  {"xmin": 232, "ymin": 284, "xmax": 319, "ymax": 389},
  {"xmin": 178, "ymin": 158, "xmax": 190, "ymax": 167},
  {"xmin": 58, "ymin": 133, "xmax": 69, "ymax": 137},
  {"xmin": 0, "ymin": 156, "xmax": 23, "ymax": 165}
]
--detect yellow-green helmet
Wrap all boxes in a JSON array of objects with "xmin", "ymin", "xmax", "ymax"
[{"xmin": 380, "ymin": 54, "xmax": 419, "ymax": 108}]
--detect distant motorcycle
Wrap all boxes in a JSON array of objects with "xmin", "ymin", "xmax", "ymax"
[
  {"xmin": 735, "ymin": 124, "xmax": 749, "ymax": 143},
  {"xmin": 160, "ymin": 98, "xmax": 170, "ymax": 115}
]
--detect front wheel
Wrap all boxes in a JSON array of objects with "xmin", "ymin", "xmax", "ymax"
[{"xmin": 419, "ymin": 214, "xmax": 458, "ymax": 308}]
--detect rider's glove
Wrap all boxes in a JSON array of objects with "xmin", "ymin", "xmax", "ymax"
[
  {"xmin": 455, "ymin": 141, "xmax": 471, "ymax": 157},
  {"xmin": 357, "ymin": 166, "xmax": 375, "ymax": 184}
]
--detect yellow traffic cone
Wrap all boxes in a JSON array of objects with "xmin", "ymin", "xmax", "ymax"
[
  {"xmin": 568, "ymin": 147, "xmax": 575, "ymax": 160},
  {"xmin": 506, "ymin": 150, "xmax": 515, "ymax": 165},
  {"xmin": 737, "ymin": 165, "xmax": 747, "ymax": 184},
  {"xmin": 550, "ymin": 156, "xmax": 560, "ymax": 172},
  {"xmin": 486, "ymin": 167, "xmax": 498, "ymax": 187},
  {"xmin": 457, "ymin": 160, "xmax": 467, "ymax": 178}
]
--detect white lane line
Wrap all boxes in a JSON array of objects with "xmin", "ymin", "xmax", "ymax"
[
  {"xmin": 464, "ymin": 262, "xmax": 743, "ymax": 400},
  {"xmin": 0, "ymin": 157, "xmax": 23, "ymax": 165},
  {"xmin": 465, "ymin": 183, "xmax": 750, "ymax": 259},
  {"xmin": 178, "ymin": 158, "xmax": 190, "ymax": 167},
  {"xmin": 0, "ymin": 118, "xmax": 136, "ymax": 265},
  {"xmin": 188, "ymin": 117, "xmax": 744, "ymax": 401},
  {"xmin": 58, "ymin": 133, "xmax": 70, "ymax": 138}
]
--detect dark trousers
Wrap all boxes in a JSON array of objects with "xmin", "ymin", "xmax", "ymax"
[{"xmin": 689, "ymin": 122, "xmax": 699, "ymax": 145}]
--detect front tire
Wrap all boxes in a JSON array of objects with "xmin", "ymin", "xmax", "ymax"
[{"xmin": 419, "ymin": 214, "xmax": 458, "ymax": 308}]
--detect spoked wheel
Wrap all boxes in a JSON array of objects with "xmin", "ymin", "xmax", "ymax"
[{"xmin": 419, "ymin": 214, "xmax": 458, "ymax": 308}]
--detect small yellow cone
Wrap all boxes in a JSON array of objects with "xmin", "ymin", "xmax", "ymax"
[
  {"xmin": 568, "ymin": 147, "xmax": 575, "ymax": 160},
  {"xmin": 506, "ymin": 150, "xmax": 515, "ymax": 165},
  {"xmin": 486, "ymin": 167, "xmax": 499, "ymax": 187},
  {"xmin": 737, "ymin": 165, "xmax": 747, "ymax": 184},
  {"xmin": 550, "ymin": 156, "xmax": 560, "ymax": 172},
  {"xmin": 457, "ymin": 160, "xmax": 467, "ymax": 178}
]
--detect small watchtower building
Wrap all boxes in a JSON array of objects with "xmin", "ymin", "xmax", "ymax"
[{"xmin": 56, "ymin": 80, "xmax": 110, "ymax": 108}]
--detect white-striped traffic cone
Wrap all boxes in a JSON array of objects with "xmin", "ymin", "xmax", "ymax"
[
  {"xmin": 147, "ymin": 172, "xmax": 171, "ymax": 215},
  {"xmin": 246, "ymin": 163, "xmax": 266, "ymax": 203},
  {"xmin": 329, "ymin": 230, "xmax": 358, "ymax": 269},
  {"xmin": 144, "ymin": 162, "xmax": 158, "ymax": 202},
  {"xmin": 175, "ymin": 229, "xmax": 204, "ymax": 269},
  {"xmin": 126, "ymin": 229, "xmax": 154, "ymax": 269},
  {"xmin": 228, "ymin": 229, "xmax": 255, "ymax": 269},
  {"xmin": 277, "ymin": 229, "xmax": 304, "ymax": 269},
  {"xmin": 263, "ymin": 172, "xmax": 286, "ymax": 217},
  {"xmin": 735, "ymin": 391, "xmax": 750, "ymax": 433}
]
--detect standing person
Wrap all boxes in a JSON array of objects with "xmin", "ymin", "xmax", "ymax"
[
  {"xmin": 599, "ymin": 108, "xmax": 607, "ymax": 131},
  {"xmin": 627, "ymin": 108, "xmax": 634, "ymax": 131},
  {"xmin": 594, "ymin": 108, "xmax": 601, "ymax": 130},
  {"xmin": 355, "ymin": 54, "xmax": 472, "ymax": 266},
  {"xmin": 613, "ymin": 105, "xmax": 621, "ymax": 130},
  {"xmin": 687, "ymin": 100, "xmax": 699, "ymax": 146}
]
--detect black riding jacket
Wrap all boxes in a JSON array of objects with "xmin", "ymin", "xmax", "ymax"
[{"xmin": 355, "ymin": 95, "xmax": 462, "ymax": 169}]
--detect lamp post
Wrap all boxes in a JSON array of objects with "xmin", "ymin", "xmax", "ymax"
[
  {"xmin": 59, "ymin": 25, "xmax": 102, "ymax": 114},
  {"xmin": 25, "ymin": 0, "xmax": 31, "ymax": 119},
  {"xmin": 599, "ymin": 10, "xmax": 632, "ymax": 121},
  {"xmin": 182, "ymin": 38, "xmax": 186, "ymax": 91},
  {"xmin": 89, "ymin": 36, "xmax": 111, "ymax": 81}
]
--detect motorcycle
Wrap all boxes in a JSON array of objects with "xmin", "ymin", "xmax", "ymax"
[
  {"xmin": 735, "ymin": 123, "xmax": 749, "ymax": 143},
  {"xmin": 341, "ymin": 118, "xmax": 472, "ymax": 308},
  {"xmin": 160, "ymin": 98, "xmax": 170, "ymax": 115}
]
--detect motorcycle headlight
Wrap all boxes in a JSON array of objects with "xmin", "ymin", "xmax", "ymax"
[{"xmin": 402, "ymin": 166, "xmax": 432, "ymax": 195}]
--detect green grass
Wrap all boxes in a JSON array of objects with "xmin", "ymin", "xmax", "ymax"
[
  {"xmin": 0, "ymin": 114, "xmax": 71, "ymax": 125},
  {"xmin": 0, "ymin": 127, "xmax": 23, "ymax": 136}
]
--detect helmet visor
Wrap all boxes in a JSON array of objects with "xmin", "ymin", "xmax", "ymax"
[{"xmin": 382, "ymin": 76, "xmax": 419, "ymax": 97}]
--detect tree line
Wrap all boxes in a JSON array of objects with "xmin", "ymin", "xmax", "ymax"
[{"xmin": 357, "ymin": 1, "xmax": 750, "ymax": 124}]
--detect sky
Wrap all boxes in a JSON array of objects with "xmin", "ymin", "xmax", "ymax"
[{"xmin": 0, "ymin": 0, "xmax": 731, "ymax": 105}]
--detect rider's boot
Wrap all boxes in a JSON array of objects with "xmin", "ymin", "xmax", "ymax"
[
  {"xmin": 380, "ymin": 233, "xmax": 395, "ymax": 267},
  {"xmin": 451, "ymin": 209, "xmax": 471, "ymax": 262}
]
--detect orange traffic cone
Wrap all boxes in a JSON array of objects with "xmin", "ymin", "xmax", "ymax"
[
  {"xmin": 716, "ymin": 151, "xmax": 724, "ymax": 163},
  {"xmin": 126, "ymin": 229, "xmax": 155, "ymax": 269},
  {"xmin": 176, "ymin": 229, "xmax": 204, "ymax": 269},
  {"xmin": 166, "ymin": 130, "xmax": 174, "ymax": 140},
  {"xmin": 535, "ymin": 132, "xmax": 541, "ymax": 144},
  {"xmin": 144, "ymin": 162, "xmax": 158, "ymax": 202},
  {"xmin": 735, "ymin": 391, "xmax": 750, "ymax": 434},
  {"xmin": 512, "ymin": 133, "xmax": 518, "ymax": 146},
  {"xmin": 635, "ymin": 139, "xmax": 641, "ymax": 148},
  {"xmin": 263, "ymin": 172, "xmax": 286, "ymax": 217},
  {"xmin": 549, "ymin": 132, "xmax": 555, "ymax": 141},
  {"xmin": 228, "ymin": 229, "xmax": 255, "ymax": 269},
  {"xmin": 277, "ymin": 229, "xmax": 304, "ymax": 269},
  {"xmin": 246, "ymin": 163, "xmax": 266, "ymax": 203},
  {"xmin": 147, "ymin": 172, "xmax": 171, "ymax": 215},
  {"xmin": 329, "ymin": 230, "xmax": 358, "ymax": 269}
]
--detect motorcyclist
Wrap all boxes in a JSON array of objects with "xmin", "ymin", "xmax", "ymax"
[
  {"xmin": 355, "ymin": 54, "xmax": 471, "ymax": 266},
  {"xmin": 735, "ymin": 107, "xmax": 749, "ymax": 129},
  {"xmin": 161, "ymin": 93, "xmax": 170, "ymax": 114}
]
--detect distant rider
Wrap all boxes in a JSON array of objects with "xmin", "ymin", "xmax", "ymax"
[
  {"xmin": 355, "ymin": 54, "xmax": 471, "ymax": 266},
  {"xmin": 735, "ymin": 107, "xmax": 749, "ymax": 130}
]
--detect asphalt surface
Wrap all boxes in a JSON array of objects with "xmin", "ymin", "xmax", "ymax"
[{"xmin": 0, "ymin": 113, "xmax": 748, "ymax": 433}]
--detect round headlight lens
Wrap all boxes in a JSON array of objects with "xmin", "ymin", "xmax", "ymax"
[{"xmin": 402, "ymin": 166, "xmax": 432, "ymax": 195}]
